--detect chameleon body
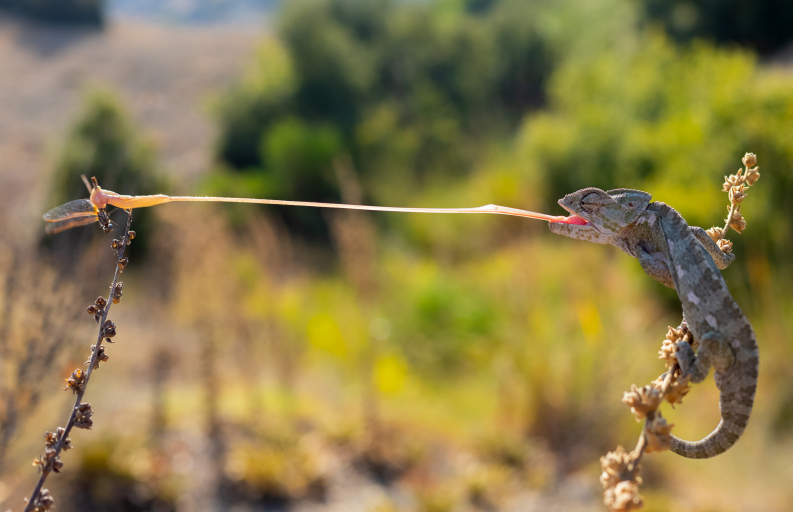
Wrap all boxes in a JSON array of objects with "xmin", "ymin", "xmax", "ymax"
[{"xmin": 548, "ymin": 188, "xmax": 759, "ymax": 459}]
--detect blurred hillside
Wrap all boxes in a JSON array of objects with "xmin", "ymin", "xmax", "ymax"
[{"xmin": 3, "ymin": 1, "xmax": 793, "ymax": 512}]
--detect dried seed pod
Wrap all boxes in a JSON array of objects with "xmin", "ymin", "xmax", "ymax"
[
  {"xmin": 742, "ymin": 153, "xmax": 757, "ymax": 168},
  {"xmin": 599, "ymin": 446, "xmax": 637, "ymax": 490},
  {"xmin": 644, "ymin": 414, "xmax": 673, "ymax": 453},
  {"xmin": 745, "ymin": 166, "xmax": 760, "ymax": 185},
  {"xmin": 86, "ymin": 345, "xmax": 109, "ymax": 369},
  {"xmin": 32, "ymin": 448, "xmax": 63, "ymax": 474},
  {"xmin": 112, "ymin": 282, "xmax": 124, "ymax": 304},
  {"xmin": 656, "ymin": 374, "xmax": 691, "ymax": 406},
  {"xmin": 25, "ymin": 487, "xmax": 55, "ymax": 511},
  {"xmin": 102, "ymin": 320, "xmax": 116, "ymax": 339},
  {"xmin": 74, "ymin": 403, "xmax": 94, "ymax": 430},
  {"xmin": 622, "ymin": 384, "xmax": 662, "ymax": 420},
  {"xmin": 603, "ymin": 480, "xmax": 643, "ymax": 512},
  {"xmin": 95, "ymin": 296, "xmax": 107, "ymax": 309},
  {"xmin": 665, "ymin": 325, "xmax": 684, "ymax": 343},
  {"xmin": 44, "ymin": 427, "xmax": 72, "ymax": 451},
  {"xmin": 729, "ymin": 185, "xmax": 748, "ymax": 204},
  {"xmin": 118, "ymin": 257, "xmax": 129, "ymax": 270},
  {"xmin": 722, "ymin": 169, "xmax": 743, "ymax": 191},
  {"xmin": 727, "ymin": 208, "xmax": 747, "ymax": 233},
  {"xmin": 717, "ymin": 238, "xmax": 733, "ymax": 254},
  {"xmin": 128, "ymin": 230, "xmax": 136, "ymax": 240},
  {"xmin": 111, "ymin": 239, "xmax": 122, "ymax": 250},
  {"xmin": 658, "ymin": 339, "xmax": 677, "ymax": 367},
  {"xmin": 705, "ymin": 226, "xmax": 724, "ymax": 242},
  {"xmin": 64, "ymin": 369, "xmax": 86, "ymax": 394}
]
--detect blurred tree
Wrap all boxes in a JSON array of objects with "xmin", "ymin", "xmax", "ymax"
[{"xmin": 213, "ymin": 0, "xmax": 552, "ymax": 237}]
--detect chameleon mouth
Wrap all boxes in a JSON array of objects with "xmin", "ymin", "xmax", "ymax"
[
  {"xmin": 549, "ymin": 202, "xmax": 591, "ymax": 226},
  {"xmin": 549, "ymin": 213, "xmax": 589, "ymax": 225}
]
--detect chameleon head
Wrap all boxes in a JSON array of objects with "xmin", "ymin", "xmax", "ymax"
[{"xmin": 548, "ymin": 187, "xmax": 651, "ymax": 241}]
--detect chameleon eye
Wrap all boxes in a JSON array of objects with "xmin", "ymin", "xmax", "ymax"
[{"xmin": 580, "ymin": 191, "xmax": 611, "ymax": 213}]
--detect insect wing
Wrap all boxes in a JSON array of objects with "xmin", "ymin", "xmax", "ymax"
[
  {"xmin": 43, "ymin": 199, "xmax": 97, "ymax": 222},
  {"xmin": 43, "ymin": 199, "xmax": 99, "ymax": 234},
  {"xmin": 45, "ymin": 215, "xmax": 100, "ymax": 234}
]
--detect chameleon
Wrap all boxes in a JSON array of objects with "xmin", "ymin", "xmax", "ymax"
[{"xmin": 547, "ymin": 187, "xmax": 759, "ymax": 459}]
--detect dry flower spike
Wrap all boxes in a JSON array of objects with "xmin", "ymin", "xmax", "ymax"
[{"xmin": 22, "ymin": 196, "xmax": 134, "ymax": 512}]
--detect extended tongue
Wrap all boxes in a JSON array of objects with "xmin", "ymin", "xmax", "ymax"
[{"xmin": 549, "ymin": 213, "xmax": 589, "ymax": 225}]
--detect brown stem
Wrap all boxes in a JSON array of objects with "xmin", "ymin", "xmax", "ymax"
[{"xmin": 23, "ymin": 210, "xmax": 133, "ymax": 512}]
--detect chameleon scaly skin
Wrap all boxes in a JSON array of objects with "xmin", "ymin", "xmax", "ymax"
[{"xmin": 548, "ymin": 188, "xmax": 759, "ymax": 459}]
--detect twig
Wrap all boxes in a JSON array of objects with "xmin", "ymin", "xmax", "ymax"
[{"xmin": 22, "ymin": 209, "xmax": 134, "ymax": 512}]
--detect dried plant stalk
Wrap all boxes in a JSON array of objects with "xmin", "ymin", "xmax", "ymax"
[{"xmin": 21, "ymin": 208, "xmax": 134, "ymax": 512}]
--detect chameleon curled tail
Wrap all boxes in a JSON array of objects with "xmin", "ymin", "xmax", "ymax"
[{"xmin": 669, "ymin": 363, "xmax": 758, "ymax": 458}]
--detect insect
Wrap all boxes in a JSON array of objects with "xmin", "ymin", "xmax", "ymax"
[{"xmin": 43, "ymin": 176, "xmax": 582, "ymax": 234}]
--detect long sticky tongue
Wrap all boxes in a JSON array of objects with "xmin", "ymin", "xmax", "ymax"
[{"xmin": 486, "ymin": 206, "xmax": 568, "ymax": 222}]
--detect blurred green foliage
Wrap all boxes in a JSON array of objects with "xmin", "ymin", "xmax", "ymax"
[{"xmin": 213, "ymin": 0, "xmax": 553, "ymax": 235}]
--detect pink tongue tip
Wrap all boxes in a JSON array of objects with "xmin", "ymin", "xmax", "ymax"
[{"xmin": 550, "ymin": 214, "xmax": 588, "ymax": 225}]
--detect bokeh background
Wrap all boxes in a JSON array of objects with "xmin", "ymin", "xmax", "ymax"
[{"xmin": 1, "ymin": 1, "xmax": 793, "ymax": 510}]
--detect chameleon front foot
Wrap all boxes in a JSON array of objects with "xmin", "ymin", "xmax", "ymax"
[{"xmin": 676, "ymin": 332, "xmax": 735, "ymax": 383}]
